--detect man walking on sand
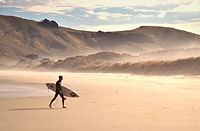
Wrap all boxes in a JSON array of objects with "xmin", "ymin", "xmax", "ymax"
[{"xmin": 49, "ymin": 75, "xmax": 66, "ymax": 108}]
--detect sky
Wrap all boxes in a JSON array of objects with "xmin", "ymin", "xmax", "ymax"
[{"xmin": 0, "ymin": 0, "xmax": 200, "ymax": 34}]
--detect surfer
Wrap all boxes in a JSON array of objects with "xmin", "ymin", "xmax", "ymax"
[{"xmin": 49, "ymin": 75, "xmax": 67, "ymax": 108}]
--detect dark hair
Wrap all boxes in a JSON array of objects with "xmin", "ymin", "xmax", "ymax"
[{"xmin": 59, "ymin": 75, "xmax": 63, "ymax": 78}]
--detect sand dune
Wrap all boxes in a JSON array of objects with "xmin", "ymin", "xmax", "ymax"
[{"xmin": 34, "ymin": 55, "xmax": 200, "ymax": 76}]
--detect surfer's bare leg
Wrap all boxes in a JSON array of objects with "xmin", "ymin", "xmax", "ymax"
[
  {"xmin": 59, "ymin": 93, "xmax": 66, "ymax": 108},
  {"xmin": 49, "ymin": 93, "xmax": 58, "ymax": 108}
]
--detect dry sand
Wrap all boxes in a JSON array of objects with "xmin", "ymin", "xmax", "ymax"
[{"xmin": 0, "ymin": 70, "xmax": 200, "ymax": 131}]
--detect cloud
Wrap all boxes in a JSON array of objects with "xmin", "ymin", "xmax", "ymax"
[
  {"xmin": 95, "ymin": 12, "xmax": 133, "ymax": 20},
  {"xmin": 22, "ymin": 5, "xmax": 74, "ymax": 15},
  {"xmin": 125, "ymin": 7, "xmax": 167, "ymax": 18},
  {"xmin": 1, "ymin": 0, "xmax": 199, "ymax": 16},
  {"xmin": 157, "ymin": 12, "xmax": 166, "ymax": 18},
  {"xmin": 135, "ymin": 14, "xmax": 155, "ymax": 18},
  {"xmin": 86, "ymin": 10, "xmax": 95, "ymax": 15},
  {"xmin": 192, "ymin": 18, "xmax": 200, "ymax": 21},
  {"xmin": 83, "ymin": 14, "xmax": 90, "ymax": 18},
  {"xmin": 87, "ymin": 11, "xmax": 133, "ymax": 20},
  {"xmin": 1, "ymin": 0, "xmax": 198, "ymax": 11},
  {"xmin": 133, "ymin": 8, "xmax": 161, "ymax": 12},
  {"xmin": 95, "ymin": 12, "xmax": 110, "ymax": 20},
  {"xmin": 174, "ymin": 20, "xmax": 187, "ymax": 23},
  {"xmin": 0, "ymin": 0, "xmax": 74, "ymax": 15},
  {"xmin": 0, "ymin": 0, "xmax": 5, "ymax": 3},
  {"xmin": 67, "ymin": 0, "xmax": 195, "ymax": 8},
  {"xmin": 169, "ymin": 0, "xmax": 200, "ymax": 13}
]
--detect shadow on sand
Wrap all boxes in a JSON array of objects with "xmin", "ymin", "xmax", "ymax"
[{"xmin": 8, "ymin": 107, "xmax": 63, "ymax": 111}]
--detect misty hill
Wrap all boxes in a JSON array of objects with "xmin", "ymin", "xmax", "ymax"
[
  {"xmin": 36, "ymin": 51, "xmax": 134, "ymax": 71},
  {"xmin": 133, "ymin": 26, "xmax": 200, "ymax": 49},
  {"xmin": 134, "ymin": 47, "xmax": 200, "ymax": 62},
  {"xmin": 91, "ymin": 26, "xmax": 200, "ymax": 54},
  {"xmin": 39, "ymin": 54, "xmax": 200, "ymax": 76},
  {"xmin": 98, "ymin": 57, "xmax": 200, "ymax": 76},
  {"xmin": 1, "ymin": 15, "xmax": 200, "ymax": 65}
]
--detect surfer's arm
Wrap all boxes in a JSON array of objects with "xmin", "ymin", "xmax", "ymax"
[
  {"xmin": 58, "ymin": 87, "xmax": 63, "ymax": 94},
  {"xmin": 56, "ymin": 82, "xmax": 63, "ymax": 94},
  {"xmin": 57, "ymin": 84, "xmax": 63, "ymax": 94}
]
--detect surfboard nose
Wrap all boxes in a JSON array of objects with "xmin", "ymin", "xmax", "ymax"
[{"xmin": 70, "ymin": 92, "xmax": 79, "ymax": 97}]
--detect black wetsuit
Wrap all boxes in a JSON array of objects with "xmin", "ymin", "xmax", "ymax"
[{"xmin": 49, "ymin": 80, "xmax": 65, "ymax": 106}]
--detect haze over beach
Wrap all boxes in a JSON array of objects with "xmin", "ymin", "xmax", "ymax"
[{"xmin": 0, "ymin": 0, "xmax": 200, "ymax": 131}]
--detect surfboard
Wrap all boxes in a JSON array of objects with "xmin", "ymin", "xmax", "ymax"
[{"xmin": 46, "ymin": 83, "xmax": 79, "ymax": 97}]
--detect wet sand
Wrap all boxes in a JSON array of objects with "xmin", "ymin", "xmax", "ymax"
[{"xmin": 0, "ymin": 70, "xmax": 200, "ymax": 131}]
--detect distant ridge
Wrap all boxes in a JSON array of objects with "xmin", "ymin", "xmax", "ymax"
[{"xmin": 1, "ymin": 14, "xmax": 200, "ymax": 66}]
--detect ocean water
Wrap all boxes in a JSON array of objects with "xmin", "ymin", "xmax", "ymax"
[{"xmin": 0, "ymin": 83, "xmax": 53, "ymax": 97}]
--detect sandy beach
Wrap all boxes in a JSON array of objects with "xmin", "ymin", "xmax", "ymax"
[{"xmin": 0, "ymin": 70, "xmax": 200, "ymax": 131}]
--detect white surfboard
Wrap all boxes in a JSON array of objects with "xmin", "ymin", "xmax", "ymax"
[{"xmin": 46, "ymin": 83, "xmax": 79, "ymax": 97}]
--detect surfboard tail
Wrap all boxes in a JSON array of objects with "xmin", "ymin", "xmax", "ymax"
[{"xmin": 46, "ymin": 83, "xmax": 50, "ymax": 88}]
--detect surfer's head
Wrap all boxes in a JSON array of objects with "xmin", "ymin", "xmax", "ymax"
[{"xmin": 59, "ymin": 75, "xmax": 63, "ymax": 81}]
